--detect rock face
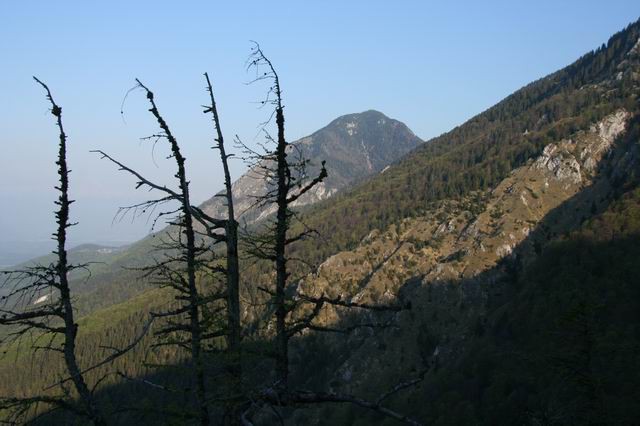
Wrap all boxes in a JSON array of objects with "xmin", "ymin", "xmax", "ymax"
[
  {"xmin": 199, "ymin": 110, "xmax": 422, "ymax": 224},
  {"xmin": 534, "ymin": 143, "xmax": 582, "ymax": 185},
  {"xmin": 533, "ymin": 110, "xmax": 629, "ymax": 186}
]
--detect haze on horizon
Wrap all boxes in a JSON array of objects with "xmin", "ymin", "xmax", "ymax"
[{"xmin": 1, "ymin": 0, "xmax": 639, "ymax": 264}]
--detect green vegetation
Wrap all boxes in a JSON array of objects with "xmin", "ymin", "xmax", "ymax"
[
  {"xmin": 406, "ymin": 187, "xmax": 640, "ymax": 425},
  {"xmin": 2, "ymin": 17, "xmax": 640, "ymax": 426}
]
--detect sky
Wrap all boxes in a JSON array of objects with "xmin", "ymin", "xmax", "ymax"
[{"xmin": 1, "ymin": 0, "xmax": 639, "ymax": 258}]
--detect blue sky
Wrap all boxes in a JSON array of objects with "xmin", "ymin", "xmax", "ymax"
[{"xmin": 1, "ymin": 0, "xmax": 639, "ymax": 252}]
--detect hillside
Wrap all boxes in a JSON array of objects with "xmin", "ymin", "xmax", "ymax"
[
  {"xmin": 43, "ymin": 110, "xmax": 421, "ymax": 319},
  {"xmin": 2, "ymin": 17, "xmax": 640, "ymax": 426},
  {"xmin": 292, "ymin": 107, "xmax": 640, "ymax": 424}
]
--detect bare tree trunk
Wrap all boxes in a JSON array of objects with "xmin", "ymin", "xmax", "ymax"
[
  {"xmin": 136, "ymin": 80, "xmax": 210, "ymax": 426},
  {"xmin": 242, "ymin": 45, "xmax": 421, "ymax": 426},
  {"xmin": 244, "ymin": 44, "xmax": 327, "ymax": 394},
  {"xmin": 34, "ymin": 77, "xmax": 107, "ymax": 426},
  {"xmin": 204, "ymin": 73, "xmax": 242, "ymax": 425},
  {"xmin": 274, "ymin": 95, "xmax": 290, "ymax": 391}
]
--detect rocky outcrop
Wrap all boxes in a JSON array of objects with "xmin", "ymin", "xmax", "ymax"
[
  {"xmin": 534, "ymin": 110, "xmax": 629, "ymax": 184},
  {"xmin": 534, "ymin": 143, "xmax": 583, "ymax": 185},
  {"xmin": 629, "ymin": 37, "xmax": 640, "ymax": 56}
]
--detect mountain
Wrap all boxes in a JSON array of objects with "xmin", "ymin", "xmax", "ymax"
[
  {"xmin": 292, "ymin": 105, "xmax": 640, "ymax": 422},
  {"xmin": 10, "ymin": 243, "xmax": 127, "ymax": 269},
  {"xmin": 283, "ymin": 19, "xmax": 640, "ymax": 265},
  {"xmin": 0, "ymin": 243, "xmax": 129, "ymax": 300},
  {"xmin": 3, "ymin": 18, "xmax": 640, "ymax": 425},
  {"xmin": 7, "ymin": 110, "xmax": 422, "ymax": 318},
  {"xmin": 283, "ymin": 21, "xmax": 640, "ymax": 424},
  {"xmin": 0, "ymin": 241, "xmax": 125, "ymax": 269},
  {"xmin": 199, "ymin": 109, "xmax": 422, "ymax": 224}
]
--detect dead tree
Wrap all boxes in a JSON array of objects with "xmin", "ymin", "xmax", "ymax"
[
  {"xmin": 93, "ymin": 79, "xmax": 230, "ymax": 426},
  {"xmin": 203, "ymin": 72, "xmax": 243, "ymax": 425},
  {"xmin": 239, "ymin": 43, "xmax": 327, "ymax": 393},
  {"xmin": 240, "ymin": 45, "xmax": 423, "ymax": 425},
  {"xmin": 0, "ymin": 78, "xmax": 106, "ymax": 426}
]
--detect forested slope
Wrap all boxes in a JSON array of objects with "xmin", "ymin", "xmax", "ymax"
[{"xmin": 2, "ymin": 17, "xmax": 640, "ymax": 426}]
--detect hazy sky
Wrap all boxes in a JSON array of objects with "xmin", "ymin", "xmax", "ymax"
[{"xmin": 1, "ymin": 1, "xmax": 639, "ymax": 250}]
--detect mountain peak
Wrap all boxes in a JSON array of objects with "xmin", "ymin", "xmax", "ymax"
[
  {"xmin": 200, "ymin": 110, "xmax": 422, "ymax": 224},
  {"xmin": 300, "ymin": 109, "xmax": 421, "ymax": 180},
  {"xmin": 326, "ymin": 110, "xmax": 396, "ymax": 130},
  {"xmin": 338, "ymin": 109, "xmax": 389, "ymax": 120},
  {"xmin": 314, "ymin": 109, "xmax": 419, "ymax": 145}
]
